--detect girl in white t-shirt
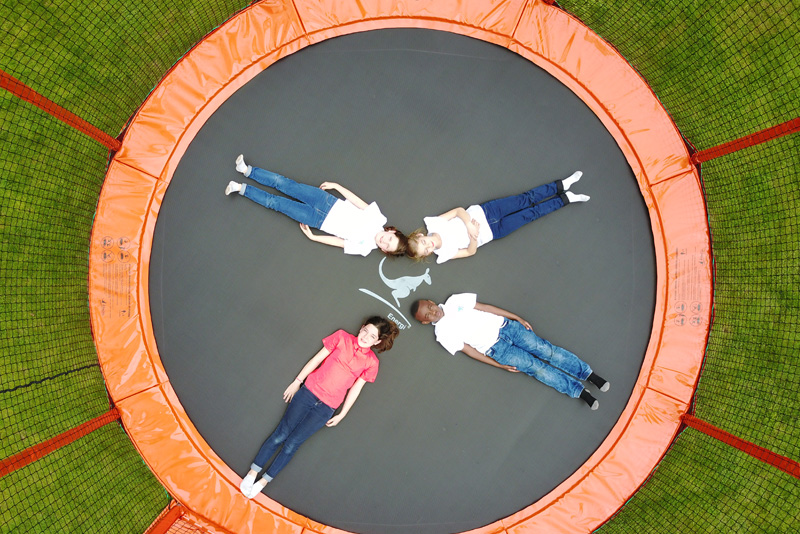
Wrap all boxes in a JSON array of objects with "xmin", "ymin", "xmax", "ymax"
[
  {"xmin": 226, "ymin": 155, "xmax": 408, "ymax": 257},
  {"xmin": 407, "ymin": 172, "xmax": 588, "ymax": 263}
]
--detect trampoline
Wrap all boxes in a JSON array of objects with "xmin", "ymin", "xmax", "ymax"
[{"xmin": 88, "ymin": 2, "xmax": 711, "ymax": 534}]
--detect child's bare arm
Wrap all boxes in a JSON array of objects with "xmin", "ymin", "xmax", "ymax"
[
  {"xmin": 299, "ymin": 223, "xmax": 345, "ymax": 248},
  {"xmin": 320, "ymin": 182, "xmax": 368, "ymax": 209}
]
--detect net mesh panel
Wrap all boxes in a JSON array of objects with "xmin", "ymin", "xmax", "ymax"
[
  {"xmin": 145, "ymin": 505, "xmax": 215, "ymax": 534},
  {"xmin": 559, "ymin": 0, "xmax": 800, "ymax": 150},
  {"xmin": 2, "ymin": 0, "xmax": 799, "ymax": 532},
  {"xmin": 596, "ymin": 428, "xmax": 799, "ymax": 533},
  {"xmin": 0, "ymin": 1, "xmax": 251, "ymax": 533},
  {"xmin": 558, "ymin": 0, "xmax": 800, "ymax": 532},
  {"xmin": 0, "ymin": 424, "xmax": 169, "ymax": 533}
]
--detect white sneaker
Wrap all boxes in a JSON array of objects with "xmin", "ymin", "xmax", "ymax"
[{"xmin": 225, "ymin": 181, "xmax": 242, "ymax": 196}]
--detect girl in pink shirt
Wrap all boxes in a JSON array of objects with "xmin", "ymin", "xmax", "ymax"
[{"xmin": 240, "ymin": 316, "xmax": 399, "ymax": 498}]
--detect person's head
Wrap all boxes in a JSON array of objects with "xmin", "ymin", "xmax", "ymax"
[
  {"xmin": 358, "ymin": 316, "xmax": 400, "ymax": 352},
  {"xmin": 411, "ymin": 299, "xmax": 443, "ymax": 325},
  {"xmin": 406, "ymin": 229, "xmax": 437, "ymax": 260},
  {"xmin": 376, "ymin": 226, "xmax": 409, "ymax": 257}
]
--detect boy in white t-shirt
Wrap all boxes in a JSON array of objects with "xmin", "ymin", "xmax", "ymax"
[{"xmin": 412, "ymin": 293, "xmax": 609, "ymax": 409}]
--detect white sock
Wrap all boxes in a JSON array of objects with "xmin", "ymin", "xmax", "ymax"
[
  {"xmin": 225, "ymin": 181, "xmax": 242, "ymax": 196},
  {"xmin": 565, "ymin": 191, "xmax": 590, "ymax": 203},
  {"xmin": 561, "ymin": 171, "xmax": 582, "ymax": 191},
  {"xmin": 235, "ymin": 154, "xmax": 251, "ymax": 176}
]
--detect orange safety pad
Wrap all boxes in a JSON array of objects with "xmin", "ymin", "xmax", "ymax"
[{"xmin": 88, "ymin": 1, "xmax": 711, "ymax": 533}]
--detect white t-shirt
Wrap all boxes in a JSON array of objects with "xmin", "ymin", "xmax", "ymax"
[
  {"xmin": 423, "ymin": 205, "xmax": 493, "ymax": 264},
  {"xmin": 320, "ymin": 200, "xmax": 387, "ymax": 256},
  {"xmin": 432, "ymin": 293, "xmax": 505, "ymax": 355}
]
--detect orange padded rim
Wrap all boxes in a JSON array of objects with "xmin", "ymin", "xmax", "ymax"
[{"xmin": 88, "ymin": 1, "xmax": 712, "ymax": 532}]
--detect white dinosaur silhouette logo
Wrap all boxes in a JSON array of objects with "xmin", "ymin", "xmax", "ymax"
[{"xmin": 359, "ymin": 258, "xmax": 432, "ymax": 329}]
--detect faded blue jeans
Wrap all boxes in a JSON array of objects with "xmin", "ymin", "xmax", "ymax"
[
  {"xmin": 485, "ymin": 319, "xmax": 591, "ymax": 398},
  {"xmin": 251, "ymin": 385, "xmax": 335, "ymax": 481},
  {"xmin": 480, "ymin": 180, "xmax": 567, "ymax": 240},
  {"xmin": 241, "ymin": 167, "xmax": 337, "ymax": 229}
]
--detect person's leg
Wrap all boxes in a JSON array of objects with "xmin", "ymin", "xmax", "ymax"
[
  {"xmin": 480, "ymin": 181, "xmax": 567, "ymax": 240},
  {"xmin": 261, "ymin": 397, "xmax": 334, "ymax": 481},
  {"xmin": 247, "ymin": 167, "xmax": 335, "ymax": 209},
  {"xmin": 504, "ymin": 320, "xmax": 592, "ymax": 380},
  {"xmin": 250, "ymin": 386, "xmax": 318, "ymax": 474},
  {"xmin": 488, "ymin": 336, "xmax": 585, "ymax": 398},
  {"xmin": 486, "ymin": 197, "xmax": 567, "ymax": 239},
  {"xmin": 239, "ymin": 184, "xmax": 328, "ymax": 227}
]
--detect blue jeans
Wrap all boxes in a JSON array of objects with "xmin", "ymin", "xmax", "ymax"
[
  {"xmin": 486, "ymin": 320, "xmax": 591, "ymax": 398},
  {"xmin": 242, "ymin": 167, "xmax": 337, "ymax": 229},
  {"xmin": 480, "ymin": 181, "xmax": 566, "ymax": 240},
  {"xmin": 251, "ymin": 385, "xmax": 335, "ymax": 481}
]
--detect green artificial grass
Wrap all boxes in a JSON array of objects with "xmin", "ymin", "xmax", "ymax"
[
  {"xmin": 1, "ymin": 1, "xmax": 250, "ymax": 532},
  {"xmin": 1, "ymin": 0, "xmax": 798, "ymax": 532},
  {"xmin": 0, "ymin": 424, "xmax": 169, "ymax": 533},
  {"xmin": 597, "ymin": 429, "xmax": 800, "ymax": 533}
]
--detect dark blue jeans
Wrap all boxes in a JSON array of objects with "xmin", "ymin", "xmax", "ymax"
[
  {"xmin": 486, "ymin": 320, "xmax": 591, "ymax": 398},
  {"xmin": 480, "ymin": 181, "xmax": 566, "ymax": 240},
  {"xmin": 242, "ymin": 167, "xmax": 337, "ymax": 229},
  {"xmin": 251, "ymin": 385, "xmax": 335, "ymax": 481}
]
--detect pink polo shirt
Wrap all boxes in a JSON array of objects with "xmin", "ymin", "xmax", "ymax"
[{"xmin": 304, "ymin": 329, "xmax": 379, "ymax": 409}]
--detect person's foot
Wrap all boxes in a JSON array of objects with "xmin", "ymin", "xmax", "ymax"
[
  {"xmin": 587, "ymin": 372, "xmax": 610, "ymax": 392},
  {"xmin": 239, "ymin": 471, "xmax": 256, "ymax": 497},
  {"xmin": 225, "ymin": 181, "xmax": 242, "ymax": 196},
  {"xmin": 561, "ymin": 171, "xmax": 582, "ymax": 191},
  {"xmin": 246, "ymin": 478, "xmax": 268, "ymax": 499},
  {"xmin": 565, "ymin": 191, "xmax": 590, "ymax": 203},
  {"xmin": 235, "ymin": 154, "xmax": 251, "ymax": 176},
  {"xmin": 580, "ymin": 389, "xmax": 599, "ymax": 410}
]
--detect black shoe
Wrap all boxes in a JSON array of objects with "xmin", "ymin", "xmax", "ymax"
[
  {"xmin": 587, "ymin": 372, "xmax": 610, "ymax": 392},
  {"xmin": 580, "ymin": 389, "xmax": 599, "ymax": 410}
]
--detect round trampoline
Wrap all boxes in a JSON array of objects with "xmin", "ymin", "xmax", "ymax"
[
  {"xmin": 88, "ymin": 2, "xmax": 711, "ymax": 534},
  {"xmin": 152, "ymin": 28, "xmax": 651, "ymax": 534}
]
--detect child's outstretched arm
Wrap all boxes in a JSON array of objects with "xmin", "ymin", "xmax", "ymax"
[
  {"xmin": 474, "ymin": 302, "xmax": 533, "ymax": 330},
  {"xmin": 326, "ymin": 378, "xmax": 367, "ymax": 427},
  {"xmin": 283, "ymin": 346, "xmax": 332, "ymax": 402},
  {"xmin": 461, "ymin": 344, "xmax": 518, "ymax": 372},
  {"xmin": 320, "ymin": 182, "xmax": 368, "ymax": 209},
  {"xmin": 299, "ymin": 223, "xmax": 345, "ymax": 249}
]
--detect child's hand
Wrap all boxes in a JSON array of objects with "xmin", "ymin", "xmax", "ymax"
[
  {"xmin": 502, "ymin": 365, "xmax": 519, "ymax": 373},
  {"xmin": 319, "ymin": 182, "xmax": 338, "ymax": 190},
  {"xmin": 326, "ymin": 414, "xmax": 345, "ymax": 427},
  {"xmin": 283, "ymin": 380, "xmax": 301, "ymax": 402},
  {"xmin": 299, "ymin": 223, "xmax": 315, "ymax": 240},
  {"xmin": 468, "ymin": 218, "xmax": 481, "ymax": 239}
]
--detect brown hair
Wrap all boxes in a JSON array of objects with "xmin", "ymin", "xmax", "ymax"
[
  {"xmin": 381, "ymin": 226, "xmax": 409, "ymax": 257},
  {"xmin": 364, "ymin": 316, "xmax": 400, "ymax": 353}
]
